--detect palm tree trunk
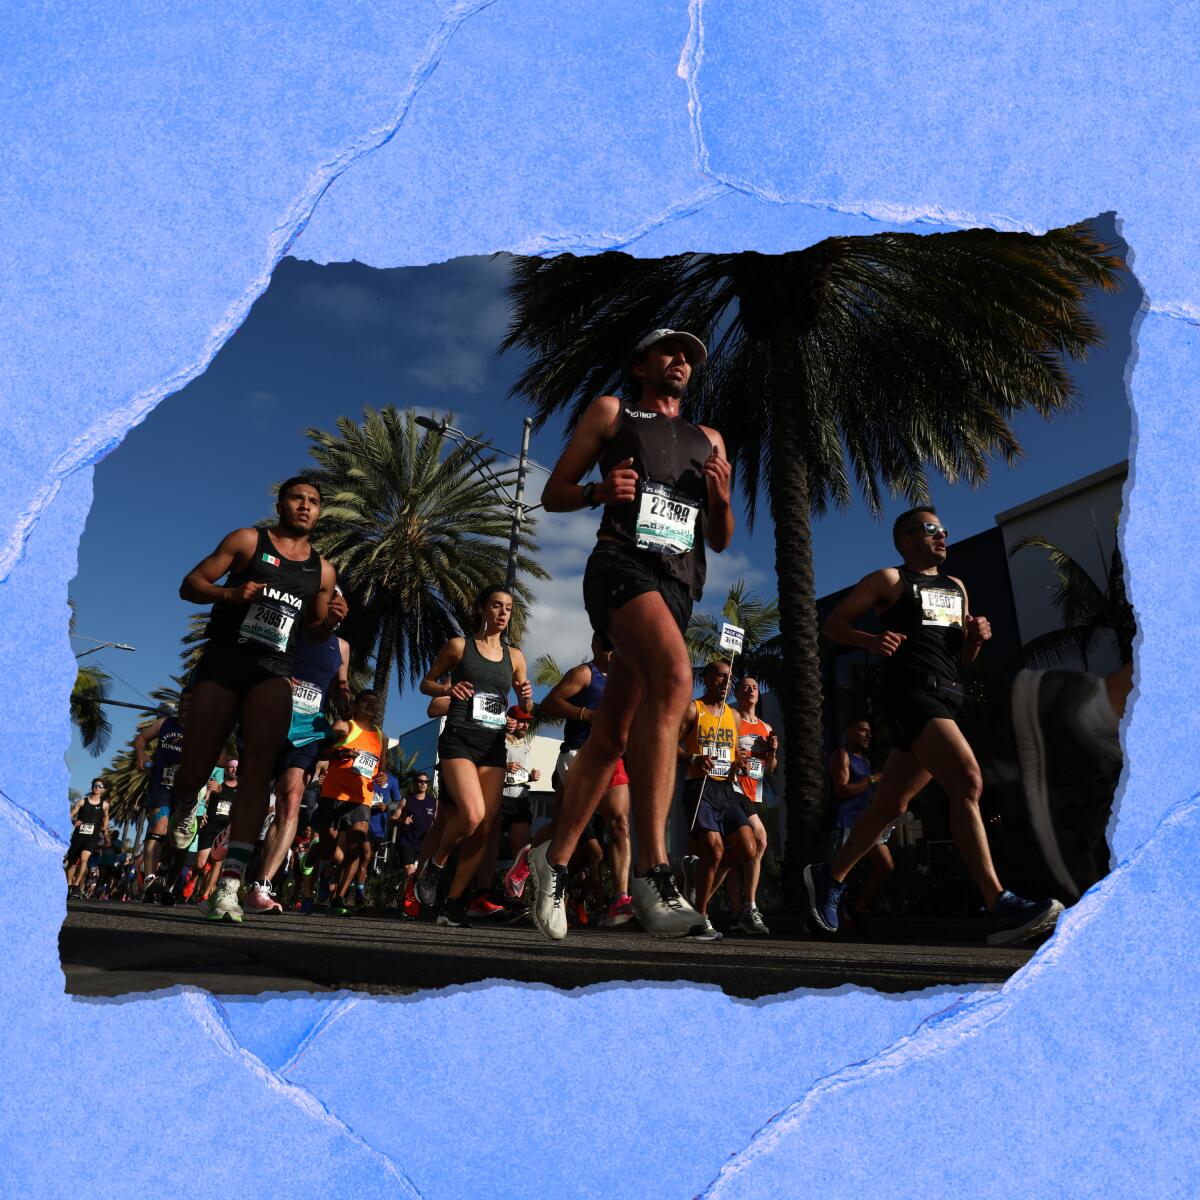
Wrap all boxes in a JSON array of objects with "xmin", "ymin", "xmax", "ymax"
[
  {"xmin": 372, "ymin": 611, "xmax": 396, "ymax": 728},
  {"xmin": 768, "ymin": 397, "xmax": 827, "ymax": 906}
]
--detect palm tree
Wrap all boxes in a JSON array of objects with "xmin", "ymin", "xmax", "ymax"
[
  {"xmin": 685, "ymin": 580, "xmax": 782, "ymax": 691},
  {"xmin": 1010, "ymin": 521, "xmax": 1134, "ymax": 669},
  {"xmin": 301, "ymin": 406, "xmax": 548, "ymax": 724},
  {"xmin": 68, "ymin": 598, "xmax": 114, "ymax": 756},
  {"xmin": 502, "ymin": 224, "xmax": 1124, "ymax": 895}
]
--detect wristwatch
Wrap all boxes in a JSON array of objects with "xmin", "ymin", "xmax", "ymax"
[{"xmin": 581, "ymin": 481, "xmax": 599, "ymax": 508}]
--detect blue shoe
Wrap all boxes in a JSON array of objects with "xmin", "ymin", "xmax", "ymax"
[
  {"xmin": 987, "ymin": 891, "xmax": 1064, "ymax": 947},
  {"xmin": 299, "ymin": 897, "xmax": 314, "ymax": 915},
  {"xmin": 803, "ymin": 863, "xmax": 846, "ymax": 934}
]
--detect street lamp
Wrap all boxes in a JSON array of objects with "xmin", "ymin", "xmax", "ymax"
[
  {"xmin": 74, "ymin": 637, "xmax": 136, "ymax": 659},
  {"xmin": 414, "ymin": 414, "xmax": 545, "ymax": 605}
]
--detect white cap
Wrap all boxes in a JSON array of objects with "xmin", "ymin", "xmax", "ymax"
[{"xmin": 633, "ymin": 328, "xmax": 708, "ymax": 367}]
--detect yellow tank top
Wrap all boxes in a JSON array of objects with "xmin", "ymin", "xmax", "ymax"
[
  {"xmin": 321, "ymin": 720, "xmax": 383, "ymax": 805},
  {"xmin": 685, "ymin": 699, "xmax": 738, "ymax": 781}
]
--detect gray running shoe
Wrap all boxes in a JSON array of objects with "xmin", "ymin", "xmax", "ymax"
[
  {"xmin": 415, "ymin": 859, "xmax": 444, "ymax": 909},
  {"xmin": 736, "ymin": 906, "xmax": 770, "ymax": 936},
  {"xmin": 205, "ymin": 876, "xmax": 244, "ymax": 924},
  {"xmin": 688, "ymin": 916, "xmax": 723, "ymax": 942},
  {"xmin": 527, "ymin": 842, "xmax": 568, "ymax": 941},
  {"xmin": 631, "ymin": 865, "xmax": 703, "ymax": 938}
]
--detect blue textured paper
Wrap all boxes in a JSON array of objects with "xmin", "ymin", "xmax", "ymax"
[{"xmin": 4, "ymin": 2, "xmax": 1197, "ymax": 1195}]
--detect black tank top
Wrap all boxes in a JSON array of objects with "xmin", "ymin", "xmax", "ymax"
[
  {"xmin": 204, "ymin": 529, "xmax": 322, "ymax": 671},
  {"xmin": 880, "ymin": 566, "xmax": 966, "ymax": 682},
  {"xmin": 149, "ymin": 716, "xmax": 185, "ymax": 793},
  {"xmin": 562, "ymin": 662, "xmax": 606, "ymax": 750},
  {"xmin": 597, "ymin": 406, "xmax": 712, "ymax": 599},
  {"xmin": 446, "ymin": 638, "xmax": 513, "ymax": 733},
  {"xmin": 76, "ymin": 796, "xmax": 105, "ymax": 833}
]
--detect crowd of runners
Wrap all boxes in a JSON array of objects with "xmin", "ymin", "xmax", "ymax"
[{"xmin": 67, "ymin": 329, "xmax": 1129, "ymax": 949}]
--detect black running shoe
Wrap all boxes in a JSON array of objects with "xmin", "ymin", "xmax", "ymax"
[
  {"xmin": 415, "ymin": 859, "xmax": 443, "ymax": 909},
  {"xmin": 436, "ymin": 896, "xmax": 471, "ymax": 928},
  {"xmin": 1012, "ymin": 669, "xmax": 1122, "ymax": 901}
]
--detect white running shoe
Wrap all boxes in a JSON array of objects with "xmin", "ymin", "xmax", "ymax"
[
  {"xmin": 168, "ymin": 808, "xmax": 199, "ymax": 852},
  {"xmin": 631, "ymin": 865, "xmax": 704, "ymax": 938},
  {"xmin": 205, "ymin": 876, "xmax": 244, "ymax": 924},
  {"xmin": 244, "ymin": 881, "xmax": 283, "ymax": 914},
  {"xmin": 688, "ymin": 916, "xmax": 723, "ymax": 942},
  {"xmin": 526, "ymin": 842, "xmax": 568, "ymax": 941}
]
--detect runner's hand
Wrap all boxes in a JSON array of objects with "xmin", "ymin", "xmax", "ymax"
[
  {"xmin": 450, "ymin": 681, "xmax": 475, "ymax": 701},
  {"xmin": 703, "ymin": 448, "xmax": 732, "ymax": 503},
  {"xmin": 965, "ymin": 615, "xmax": 991, "ymax": 644},
  {"xmin": 328, "ymin": 590, "xmax": 350, "ymax": 624},
  {"xmin": 227, "ymin": 580, "xmax": 265, "ymax": 604},
  {"xmin": 334, "ymin": 681, "xmax": 352, "ymax": 719},
  {"xmin": 869, "ymin": 631, "xmax": 907, "ymax": 657},
  {"xmin": 515, "ymin": 679, "xmax": 533, "ymax": 709},
  {"xmin": 599, "ymin": 457, "xmax": 638, "ymax": 504},
  {"xmin": 767, "ymin": 733, "xmax": 779, "ymax": 754},
  {"xmin": 530, "ymin": 768, "xmax": 541, "ymax": 782}
]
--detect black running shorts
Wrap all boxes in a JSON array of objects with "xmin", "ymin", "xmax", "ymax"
[
  {"xmin": 885, "ymin": 672, "xmax": 967, "ymax": 751},
  {"xmin": 334, "ymin": 801, "xmax": 371, "ymax": 830},
  {"xmin": 197, "ymin": 819, "xmax": 230, "ymax": 852},
  {"xmin": 683, "ymin": 777, "xmax": 750, "ymax": 839},
  {"xmin": 273, "ymin": 737, "xmax": 328, "ymax": 780},
  {"xmin": 500, "ymin": 789, "xmax": 533, "ymax": 835},
  {"xmin": 582, "ymin": 541, "xmax": 694, "ymax": 639},
  {"xmin": 192, "ymin": 642, "xmax": 289, "ymax": 698},
  {"xmin": 67, "ymin": 832, "xmax": 101, "ymax": 862},
  {"xmin": 437, "ymin": 723, "xmax": 507, "ymax": 770}
]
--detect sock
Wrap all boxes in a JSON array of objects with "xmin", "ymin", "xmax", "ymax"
[{"xmin": 219, "ymin": 841, "xmax": 255, "ymax": 880}]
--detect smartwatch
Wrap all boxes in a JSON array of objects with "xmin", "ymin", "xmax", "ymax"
[{"xmin": 582, "ymin": 481, "xmax": 599, "ymax": 508}]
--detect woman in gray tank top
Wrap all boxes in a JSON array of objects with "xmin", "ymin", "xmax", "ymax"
[{"xmin": 416, "ymin": 585, "xmax": 534, "ymax": 925}]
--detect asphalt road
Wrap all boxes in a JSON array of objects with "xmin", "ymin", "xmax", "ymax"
[{"xmin": 61, "ymin": 899, "xmax": 1035, "ymax": 998}]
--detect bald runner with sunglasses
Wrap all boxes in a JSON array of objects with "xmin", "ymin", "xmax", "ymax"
[{"xmin": 803, "ymin": 506, "xmax": 1063, "ymax": 948}]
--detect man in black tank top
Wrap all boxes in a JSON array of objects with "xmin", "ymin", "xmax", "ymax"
[
  {"xmin": 166, "ymin": 476, "xmax": 342, "ymax": 926},
  {"xmin": 804, "ymin": 507, "xmax": 1064, "ymax": 948},
  {"xmin": 529, "ymin": 329, "xmax": 735, "ymax": 941}
]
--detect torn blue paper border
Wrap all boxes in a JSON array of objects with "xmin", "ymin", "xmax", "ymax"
[{"xmin": 4, "ymin": 2, "xmax": 1198, "ymax": 1196}]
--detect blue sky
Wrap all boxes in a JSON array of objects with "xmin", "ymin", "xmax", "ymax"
[{"xmin": 67, "ymin": 234, "xmax": 1136, "ymax": 793}]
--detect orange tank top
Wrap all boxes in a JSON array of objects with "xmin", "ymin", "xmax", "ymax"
[
  {"xmin": 733, "ymin": 713, "xmax": 771, "ymax": 803},
  {"xmin": 320, "ymin": 721, "xmax": 383, "ymax": 805}
]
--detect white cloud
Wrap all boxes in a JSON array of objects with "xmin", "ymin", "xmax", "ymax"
[{"xmin": 295, "ymin": 282, "xmax": 387, "ymax": 328}]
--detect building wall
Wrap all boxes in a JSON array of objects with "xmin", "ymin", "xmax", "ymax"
[{"xmin": 995, "ymin": 461, "xmax": 1128, "ymax": 676}]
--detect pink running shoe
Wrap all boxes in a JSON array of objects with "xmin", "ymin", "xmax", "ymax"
[
  {"xmin": 244, "ymin": 882, "xmax": 283, "ymax": 914},
  {"xmin": 504, "ymin": 844, "xmax": 532, "ymax": 900},
  {"xmin": 602, "ymin": 894, "xmax": 634, "ymax": 928}
]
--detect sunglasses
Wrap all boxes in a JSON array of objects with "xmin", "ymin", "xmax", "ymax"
[
  {"xmin": 416, "ymin": 778, "xmax": 429, "ymax": 784},
  {"xmin": 906, "ymin": 521, "xmax": 948, "ymax": 539}
]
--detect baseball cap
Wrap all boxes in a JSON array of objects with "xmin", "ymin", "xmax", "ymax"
[
  {"xmin": 633, "ymin": 328, "xmax": 707, "ymax": 367},
  {"xmin": 507, "ymin": 705, "xmax": 533, "ymax": 721}
]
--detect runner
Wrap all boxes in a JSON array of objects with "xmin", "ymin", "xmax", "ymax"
[
  {"xmin": 133, "ymin": 688, "xmax": 190, "ymax": 896},
  {"xmin": 805, "ymin": 507, "xmax": 1064, "ymax": 946},
  {"xmin": 529, "ymin": 328, "xmax": 732, "ymax": 940},
  {"xmin": 726, "ymin": 675, "xmax": 776, "ymax": 935},
  {"xmin": 392, "ymin": 769, "xmax": 436, "ymax": 918},
  {"xmin": 827, "ymin": 718, "xmax": 894, "ymax": 924},
  {"xmin": 678, "ymin": 661, "xmax": 757, "ymax": 941},
  {"xmin": 317, "ymin": 690, "xmax": 385, "ymax": 916},
  {"xmin": 167, "ymin": 477, "xmax": 339, "ymax": 924},
  {"xmin": 246, "ymin": 602, "xmax": 350, "ymax": 914},
  {"xmin": 65, "ymin": 778, "xmax": 109, "ymax": 898},
  {"xmin": 518, "ymin": 634, "xmax": 633, "ymax": 927},
  {"xmin": 415, "ymin": 585, "xmax": 533, "ymax": 928},
  {"xmin": 192, "ymin": 759, "xmax": 238, "ymax": 899}
]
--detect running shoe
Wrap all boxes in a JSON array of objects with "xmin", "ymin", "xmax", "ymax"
[
  {"xmin": 158, "ymin": 885, "xmax": 177, "ymax": 907},
  {"xmin": 329, "ymin": 895, "xmax": 352, "ymax": 917},
  {"xmin": 168, "ymin": 808, "xmax": 199, "ymax": 852},
  {"xmin": 504, "ymin": 843, "xmax": 532, "ymax": 900},
  {"xmin": 298, "ymin": 897, "xmax": 314, "ymax": 915},
  {"xmin": 205, "ymin": 877, "xmax": 244, "ymax": 924},
  {"xmin": 415, "ymin": 859, "xmax": 444, "ymax": 909},
  {"xmin": 527, "ymin": 842, "xmax": 569, "ymax": 941},
  {"xmin": 630, "ymin": 865, "xmax": 704, "ymax": 939},
  {"xmin": 1012, "ymin": 668, "xmax": 1123, "ymax": 901},
  {"xmin": 244, "ymin": 881, "xmax": 284, "ymax": 914},
  {"xmin": 803, "ymin": 863, "xmax": 845, "ymax": 934},
  {"xmin": 467, "ymin": 894, "xmax": 505, "ymax": 918},
  {"xmin": 436, "ymin": 897, "xmax": 471, "ymax": 928},
  {"xmin": 688, "ymin": 916, "xmax": 723, "ymax": 942},
  {"xmin": 601, "ymin": 893, "xmax": 634, "ymax": 928},
  {"xmin": 736, "ymin": 906, "xmax": 770, "ymax": 937},
  {"xmin": 572, "ymin": 900, "xmax": 590, "ymax": 927},
  {"xmin": 986, "ymin": 891, "xmax": 1064, "ymax": 947},
  {"xmin": 140, "ymin": 874, "xmax": 159, "ymax": 903}
]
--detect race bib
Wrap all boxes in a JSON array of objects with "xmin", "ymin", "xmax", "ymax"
[
  {"xmin": 162, "ymin": 765, "xmax": 178, "ymax": 790},
  {"xmin": 215, "ymin": 798, "xmax": 233, "ymax": 818},
  {"xmin": 472, "ymin": 692, "xmax": 506, "ymax": 729},
  {"xmin": 505, "ymin": 766, "xmax": 530, "ymax": 787},
  {"xmin": 635, "ymin": 481, "xmax": 698, "ymax": 556},
  {"xmin": 747, "ymin": 758, "xmax": 764, "ymax": 781},
  {"xmin": 352, "ymin": 750, "xmax": 379, "ymax": 779},
  {"xmin": 292, "ymin": 680, "xmax": 323, "ymax": 715},
  {"xmin": 239, "ymin": 600, "xmax": 296, "ymax": 651},
  {"xmin": 918, "ymin": 586, "xmax": 964, "ymax": 628},
  {"xmin": 78, "ymin": 823, "xmax": 95, "ymax": 836},
  {"xmin": 702, "ymin": 741, "xmax": 732, "ymax": 778}
]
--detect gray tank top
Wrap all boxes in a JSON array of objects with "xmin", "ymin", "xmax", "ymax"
[{"xmin": 446, "ymin": 638, "xmax": 513, "ymax": 733}]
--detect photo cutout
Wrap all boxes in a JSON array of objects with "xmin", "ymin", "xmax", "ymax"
[{"xmin": 63, "ymin": 216, "xmax": 1137, "ymax": 998}]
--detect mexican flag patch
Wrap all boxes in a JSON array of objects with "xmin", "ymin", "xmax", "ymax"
[{"xmin": 262, "ymin": 552, "xmax": 280, "ymax": 566}]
